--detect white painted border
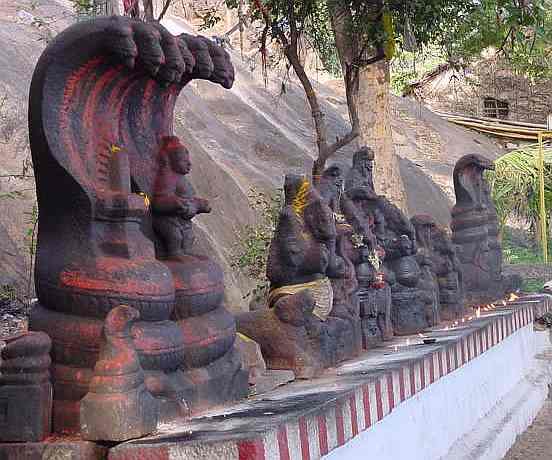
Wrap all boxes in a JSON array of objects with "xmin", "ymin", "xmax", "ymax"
[{"xmin": 324, "ymin": 326, "xmax": 551, "ymax": 460}]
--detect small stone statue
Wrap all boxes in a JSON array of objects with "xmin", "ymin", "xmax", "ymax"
[
  {"xmin": 411, "ymin": 215, "xmax": 441, "ymax": 327},
  {"xmin": 0, "ymin": 332, "xmax": 52, "ymax": 442},
  {"xmin": 151, "ymin": 136, "xmax": 211, "ymax": 257},
  {"xmin": 356, "ymin": 245, "xmax": 393, "ymax": 347},
  {"xmin": 431, "ymin": 224, "xmax": 465, "ymax": 320},
  {"xmin": 80, "ymin": 305, "xmax": 159, "ymax": 441}
]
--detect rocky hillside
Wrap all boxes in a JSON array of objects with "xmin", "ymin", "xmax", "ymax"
[{"xmin": 0, "ymin": 0, "xmax": 505, "ymax": 309}]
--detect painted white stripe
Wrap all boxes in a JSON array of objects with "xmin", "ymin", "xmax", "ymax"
[
  {"xmin": 423, "ymin": 357, "xmax": 431, "ymax": 386},
  {"xmin": 368, "ymin": 381, "xmax": 378, "ymax": 424},
  {"xmin": 354, "ymin": 386, "xmax": 366, "ymax": 432},
  {"xmin": 326, "ymin": 406, "xmax": 338, "ymax": 451},
  {"xmin": 343, "ymin": 398, "xmax": 353, "ymax": 442},
  {"xmin": 414, "ymin": 361, "xmax": 423, "ymax": 393},
  {"xmin": 169, "ymin": 442, "xmax": 239, "ymax": 459},
  {"xmin": 264, "ymin": 429, "xmax": 280, "ymax": 460},
  {"xmin": 287, "ymin": 420, "xmax": 302, "ymax": 460},
  {"xmin": 392, "ymin": 370, "xmax": 401, "ymax": 407},
  {"xmin": 306, "ymin": 414, "xmax": 321, "ymax": 460},
  {"xmin": 404, "ymin": 365, "xmax": 412, "ymax": 399}
]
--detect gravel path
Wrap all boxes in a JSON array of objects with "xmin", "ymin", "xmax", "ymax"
[{"xmin": 503, "ymin": 400, "xmax": 552, "ymax": 460}]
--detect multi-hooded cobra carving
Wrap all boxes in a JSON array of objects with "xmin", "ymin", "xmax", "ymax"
[{"xmin": 27, "ymin": 17, "xmax": 247, "ymax": 434}]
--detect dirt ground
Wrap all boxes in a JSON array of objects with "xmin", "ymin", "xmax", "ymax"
[{"xmin": 503, "ymin": 399, "xmax": 552, "ymax": 460}]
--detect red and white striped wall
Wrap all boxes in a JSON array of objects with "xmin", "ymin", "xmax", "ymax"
[{"xmin": 109, "ymin": 297, "xmax": 549, "ymax": 460}]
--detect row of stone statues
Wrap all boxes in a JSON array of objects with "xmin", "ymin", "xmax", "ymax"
[
  {"xmin": 2, "ymin": 16, "xmax": 513, "ymax": 445},
  {"xmin": 237, "ymin": 147, "xmax": 470, "ymax": 377}
]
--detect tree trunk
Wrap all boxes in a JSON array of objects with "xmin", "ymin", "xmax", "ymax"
[
  {"xmin": 143, "ymin": 0, "xmax": 154, "ymax": 21},
  {"xmin": 329, "ymin": 2, "xmax": 407, "ymax": 212},
  {"xmin": 357, "ymin": 60, "xmax": 407, "ymax": 210}
]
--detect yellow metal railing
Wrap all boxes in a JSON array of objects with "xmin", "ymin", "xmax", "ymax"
[{"xmin": 537, "ymin": 131, "xmax": 552, "ymax": 263}]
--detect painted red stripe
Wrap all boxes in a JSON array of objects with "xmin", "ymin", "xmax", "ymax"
[
  {"xmin": 298, "ymin": 417, "xmax": 310, "ymax": 460},
  {"xmin": 349, "ymin": 394, "xmax": 359, "ymax": 436},
  {"xmin": 429, "ymin": 356, "xmax": 435, "ymax": 384},
  {"xmin": 277, "ymin": 426, "xmax": 290, "ymax": 460},
  {"xmin": 446, "ymin": 346, "xmax": 451, "ymax": 374},
  {"xmin": 362, "ymin": 385, "xmax": 372, "ymax": 428},
  {"xmin": 438, "ymin": 350, "xmax": 443, "ymax": 378},
  {"xmin": 318, "ymin": 414, "xmax": 329, "ymax": 456},
  {"xmin": 478, "ymin": 330, "xmax": 484, "ymax": 356},
  {"xmin": 468, "ymin": 335, "xmax": 473, "ymax": 360},
  {"xmin": 399, "ymin": 368, "xmax": 406, "ymax": 402},
  {"xmin": 460, "ymin": 340, "xmax": 466, "ymax": 366},
  {"xmin": 501, "ymin": 318, "xmax": 505, "ymax": 339},
  {"xmin": 409, "ymin": 364, "xmax": 416, "ymax": 395},
  {"xmin": 375, "ymin": 379, "xmax": 383, "ymax": 421},
  {"xmin": 386, "ymin": 374, "xmax": 395, "ymax": 411},
  {"xmin": 335, "ymin": 403, "xmax": 345, "ymax": 446},
  {"xmin": 238, "ymin": 439, "xmax": 265, "ymax": 460},
  {"xmin": 485, "ymin": 325, "xmax": 490, "ymax": 351}
]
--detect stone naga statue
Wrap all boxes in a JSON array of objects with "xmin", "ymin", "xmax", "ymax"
[
  {"xmin": 451, "ymin": 154, "xmax": 499, "ymax": 302},
  {"xmin": 237, "ymin": 174, "xmax": 359, "ymax": 377},
  {"xmin": 0, "ymin": 332, "xmax": 52, "ymax": 442},
  {"xmin": 27, "ymin": 17, "xmax": 247, "ymax": 433}
]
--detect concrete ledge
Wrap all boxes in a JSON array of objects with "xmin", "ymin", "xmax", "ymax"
[
  {"xmin": 108, "ymin": 295, "xmax": 552, "ymax": 460},
  {"xmin": 0, "ymin": 438, "xmax": 107, "ymax": 459}
]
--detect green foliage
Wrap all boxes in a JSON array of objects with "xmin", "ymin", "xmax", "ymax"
[
  {"xmin": 197, "ymin": 7, "xmax": 223, "ymax": 31},
  {"xmin": 390, "ymin": 45, "xmax": 447, "ymax": 95},
  {"xmin": 521, "ymin": 277, "xmax": 545, "ymax": 293},
  {"xmin": 441, "ymin": 0, "xmax": 552, "ymax": 78},
  {"xmin": 232, "ymin": 188, "xmax": 282, "ymax": 282},
  {"xmin": 501, "ymin": 227, "xmax": 543, "ymax": 264},
  {"xmin": 71, "ymin": 0, "xmax": 96, "ymax": 14},
  {"xmin": 486, "ymin": 144, "xmax": 552, "ymax": 237}
]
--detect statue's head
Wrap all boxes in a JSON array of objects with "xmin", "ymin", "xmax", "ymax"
[
  {"xmin": 322, "ymin": 165, "xmax": 343, "ymax": 188},
  {"xmin": 284, "ymin": 174, "xmax": 311, "ymax": 215},
  {"xmin": 352, "ymin": 146, "xmax": 374, "ymax": 177},
  {"xmin": 160, "ymin": 136, "xmax": 191, "ymax": 175},
  {"xmin": 411, "ymin": 214, "xmax": 436, "ymax": 250}
]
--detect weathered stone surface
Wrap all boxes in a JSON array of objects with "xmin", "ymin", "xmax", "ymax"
[
  {"xmin": 237, "ymin": 174, "xmax": 359, "ymax": 377},
  {"xmin": 0, "ymin": 331, "xmax": 52, "ymax": 442},
  {"xmin": 0, "ymin": 440, "xmax": 107, "ymax": 460},
  {"xmin": 27, "ymin": 16, "xmax": 247, "ymax": 434},
  {"xmin": 80, "ymin": 306, "xmax": 159, "ymax": 442},
  {"xmin": 451, "ymin": 154, "xmax": 514, "ymax": 303}
]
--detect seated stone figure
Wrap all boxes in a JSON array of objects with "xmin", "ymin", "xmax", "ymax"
[
  {"xmin": 430, "ymin": 224, "xmax": 465, "ymax": 320},
  {"xmin": 27, "ymin": 17, "xmax": 247, "ymax": 433},
  {"xmin": 151, "ymin": 136, "xmax": 211, "ymax": 256},
  {"xmin": 411, "ymin": 215, "xmax": 441, "ymax": 327},
  {"xmin": 342, "ymin": 148, "xmax": 393, "ymax": 346},
  {"xmin": 319, "ymin": 166, "xmax": 362, "ymax": 355},
  {"xmin": 237, "ymin": 174, "xmax": 359, "ymax": 378}
]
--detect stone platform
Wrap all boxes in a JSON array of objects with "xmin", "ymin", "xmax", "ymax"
[{"xmin": 1, "ymin": 295, "xmax": 550, "ymax": 460}]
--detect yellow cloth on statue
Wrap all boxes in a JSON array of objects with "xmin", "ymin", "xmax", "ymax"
[{"xmin": 268, "ymin": 277, "xmax": 334, "ymax": 321}]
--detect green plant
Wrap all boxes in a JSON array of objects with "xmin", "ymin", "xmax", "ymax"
[
  {"xmin": 521, "ymin": 277, "xmax": 546, "ymax": 293},
  {"xmin": 232, "ymin": 188, "xmax": 282, "ymax": 298},
  {"xmin": 487, "ymin": 144, "xmax": 552, "ymax": 242}
]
